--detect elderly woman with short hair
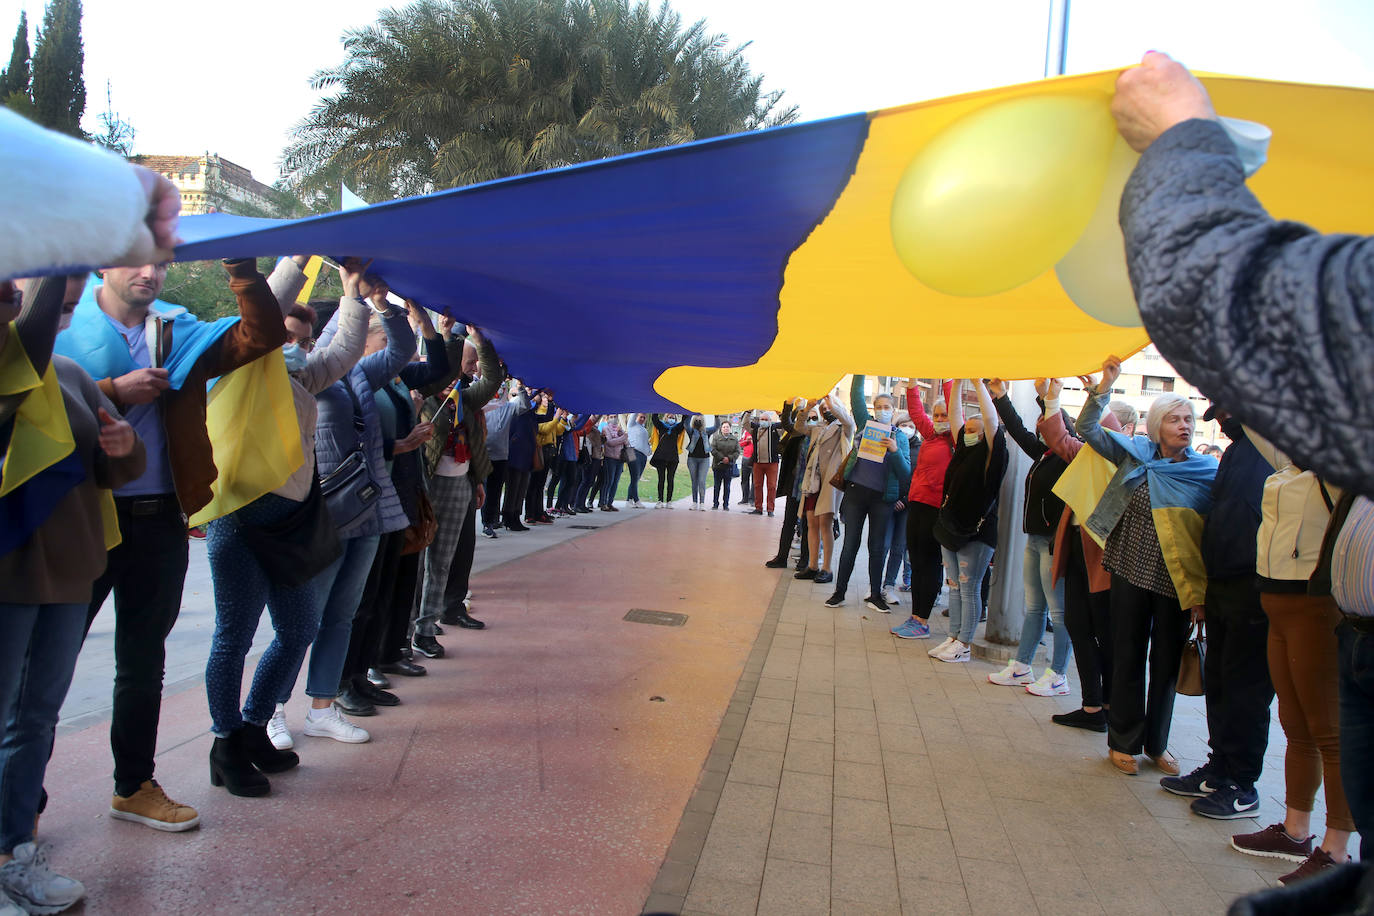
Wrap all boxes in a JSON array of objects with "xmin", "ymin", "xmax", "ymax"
[{"xmin": 1075, "ymin": 356, "xmax": 1218, "ymax": 776}]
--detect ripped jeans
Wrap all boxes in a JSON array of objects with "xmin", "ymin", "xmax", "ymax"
[{"xmin": 941, "ymin": 541, "xmax": 996, "ymax": 646}]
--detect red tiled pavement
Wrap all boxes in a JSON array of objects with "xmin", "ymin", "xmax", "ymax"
[{"xmin": 39, "ymin": 507, "xmax": 781, "ymax": 914}]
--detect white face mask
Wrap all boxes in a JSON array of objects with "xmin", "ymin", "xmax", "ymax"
[
  {"xmin": 933, "ymin": 420, "xmax": 950, "ymax": 434},
  {"xmin": 57, "ymin": 310, "xmax": 75, "ymax": 332},
  {"xmin": 962, "ymin": 430, "xmax": 983, "ymax": 448}
]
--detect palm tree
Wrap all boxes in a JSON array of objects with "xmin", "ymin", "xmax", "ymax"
[{"xmin": 281, "ymin": 0, "xmax": 797, "ymax": 202}]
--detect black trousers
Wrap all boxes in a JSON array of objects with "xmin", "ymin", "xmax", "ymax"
[
  {"xmin": 773, "ymin": 493, "xmax": 801, "ymax": 562},
  {"xmin": 904, "ymin": 501, "xmax": 944, "ymax": 622},
  {"xmin": 656, "ymin": 463, "xmax": 677, "ymax": 501},
  {"xmin": 1063, "ymin": 528, "xmax": 1113, "ymax": 709},
  {"xmin": 1204, "ymin": 575, "xmax": 1275, "ymax": 786},
  {"xmin": 527, "ymin": 466, "xmax": 549, "ymax": 520},
  {"xmin": 1107, "ymin": 577, "xmax": 1190, "ymax": 757},
  {"xmin": 545, "ymin": 460, "xmax": 561, "ymax": 507},
  {"xmin": 481, "ymin": 459, "xmax": 507, "ymax": 526},
  {"xmin": 739, "ymin": 457, "xmax": 753, "ymax": 501},
  {"xmin": 85, "ymin": 497, "xmax": 189, "ymax": 796},
  {"xmin": 503, "ymin": 467, "xmax": 531, "ymax": 526},
  {"xmin": 380, "ymin": 552, "xmax": 421, "ymax": 664},
  {"xmin": 342, "ymin": 530, "xmax": 409, "ymax": 682},
  {"xmin": 835, "ymin": 483, "xmax": 893, "ymax": 597}
]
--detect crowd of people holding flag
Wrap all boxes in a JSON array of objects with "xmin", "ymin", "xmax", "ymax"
[{"xmin": 3, "ymin": 49, "xmax": 1374, "ymax": 914}]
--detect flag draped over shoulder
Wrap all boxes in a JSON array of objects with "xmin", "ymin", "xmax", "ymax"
[{"xmin": 188, "ymin": 348, "xmax": 303, "ymax": 527}]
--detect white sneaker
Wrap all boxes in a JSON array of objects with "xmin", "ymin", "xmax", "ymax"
[
  {"xmin": 935, "ymin": 640, "xmax": 971, "ymax": 663},
  {"xmin": 988, "ymin": 661, "xmax": 1033, "ymax": 687},
  {"xmin": 882, "ymin": 586, "xmax": 901, "ymax": 606},
  {"xmin": 1026, "ymin": 669, "xmax": 1070, "ymax": 696},
  {"xmin": 267, "ymin": 704, "xmax": 293, "ymax": 750},
  {"xmin": 0, "ymin": 842, "xmax": 84, "ymax": 915},
  {"xmin": 303, "ymin": 705, "xmax": 371, "ymax": 744},
  {"xmin": 927, "ymin": 636, "xmax": 955, "ymax": 658},
  {"xmin": 665, "ymin": 502, "xmax": 675, "ymax": 510}
]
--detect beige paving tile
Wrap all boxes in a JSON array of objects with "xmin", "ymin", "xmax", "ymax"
[
  {"xmin": 877, "ymin": 723, "xmax": 926, "ymax": 756},
  {"xmin": 836, "ymin": 704, "xmax": 880, "ymax": 736},
  {"xmin": 834, "ymin": 760, "xmax": 888, "ymax": 801},
  {"xmin": 728, "ymin": 746, "xmax": 785, "ymax": 788},
  {"xmin": 755, "ymin": 676, "xmax": 798, "ymax": 701},
  {"xmin": 881, "ymin": 751, "xmax": 934, "ymax": 788},
  {"xmin": 784, "ymin": 738, "xmax": 835, "ymax": 776},
  {"xmin": 757, "ymin": 858, "xmax": 830, "ymax": 916},
  {"xmin": 835, "ymin": 729, "xmax": 884, "ymax": 765},
  {"xmin": 740, "ymin": 717, "xmax": 790, "ymax": 753},
  {"xmin": 794, "ymin": 689, "xmax": 836, "ymax": 717},
  {"xmin": 835, "ymin": 685, "xmax": 875, "ymax": 710},
  {"xmin": 681, "ymin": 875, "xmax": 761, "ymax": 916},
  {"xmin": 893, "ymin": 824, "xmax": 962, "ymax": 887},
  {"xmin": 714, "ymin": 780, "xmax": 779, "ymax": 828},
  {"xmin": 833, "ymin": 796, "xmax": 894, "ymax": 849},
  {"xmin": 695, "ymin": 819, "xmax": 770, "ymax": 887},
  {"xmin": 945, "ymin": 809, "xmax": 1013, "ymax": 861},
  {"xmin": 957, "ymin": 856, "xmax": 1035, "ymax": 916},
  {"xmin": 832, "ymin": 841, "xmax": 901, "ymax": 908},
  {"xmin": 887, "ymin": 782, "xmax": 949, "ymax": 830},
  {"xmin": 769, "ymin": 808, "xmax": 833, "ymax": 866},
  {"xmin": 902, "ymin": 881, "xmax": 972, "ymax": 915},
  {"xmin": 790, "ymin": 713, "xmax": 837, "ymax": 744},
  {"xmin": 777, "ymin": 769, "xmax": 834, "ymax": 816},
  {"xmin": 751, "ymin": 695, "xmax": 796, "ymax": 724}
]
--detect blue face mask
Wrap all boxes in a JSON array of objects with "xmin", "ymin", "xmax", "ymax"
[
  {"xmin": 282, "ymin": 342, "xmax": 307, "ymax": 373},
  {"xmin": 875, "ymin": 408, "xmax": 894, "ymax": 424}
]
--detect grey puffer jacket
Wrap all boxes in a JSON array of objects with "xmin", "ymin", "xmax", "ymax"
[
  {"xmin": 1121, "ymin": 117, "xmax": 1374, "ymax": 499},
  {"xmin": 314, "ymin": 308, "xmax": 416, "ymax": 539}
]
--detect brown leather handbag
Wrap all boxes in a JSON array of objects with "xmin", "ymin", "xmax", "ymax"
[
  {"xmin": 400, "ymin": 489, "xmax": 439, "ymax": 556},
  {"xmin": 1176, "ymin": 621, "xmax": 1206, "ymax": 696}
]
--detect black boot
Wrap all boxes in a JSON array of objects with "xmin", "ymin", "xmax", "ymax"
[
  {"xmin": 210, "ymin": 728, "xmax": 271, "ymax": 797},
  {"xmin": 240, "ymin": 722, "xmax": 299, "ymax": 773}
]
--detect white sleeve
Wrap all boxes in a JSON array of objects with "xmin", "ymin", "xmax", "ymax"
[{"xmin": 0, "ymin": 109, "xmax": 146, "ymax": 280}]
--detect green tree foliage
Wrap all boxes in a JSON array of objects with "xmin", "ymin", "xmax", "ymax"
[
  {"xmin": 30, "ymin": 0, "xmax": 85, "ymax": 136},
  {"xmin": 282, "ymin": 0, "xmax": 797, "ymax": 201},
  {"xmin": 92, "ymin": 79, "xmax": 135, "ymax": 155},
  {"xmin": 1, "ymin": 11, "xmax": 30, "ymax": 99}
]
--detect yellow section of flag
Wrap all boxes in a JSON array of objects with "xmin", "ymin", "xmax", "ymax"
[
  {"xmin": 295, "ymin": 256, "xmax": 324, "ymax": 305},
  {"xmin": 188, "ymin": 348, "xmax": 305, "ymax": 527},
  {"xmin": 0, "ymin": 324, "xmax": 75, "ymax": 498}
]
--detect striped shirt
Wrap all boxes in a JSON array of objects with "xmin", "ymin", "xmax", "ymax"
[{"xmin": 1332, "ymin": 497, "xmax": 1374, "ymax": 617}]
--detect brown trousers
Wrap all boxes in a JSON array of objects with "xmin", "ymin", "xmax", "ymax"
[{"xmin": 1262, "ymin": 591, "xmax": 1356, "ymax": 831}]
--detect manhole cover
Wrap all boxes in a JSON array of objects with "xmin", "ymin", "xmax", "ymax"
[
  {"xmin": 568, "ymin": 524, "xmax": 599, "ymax": 530},
  {"xmin": 624, "ymin": 609, "xmax": 688, "ymax": 627}
]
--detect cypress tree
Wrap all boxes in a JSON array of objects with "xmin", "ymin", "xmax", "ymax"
[
  {"xmin": 31, "ymin": 0, "xmax": 85, "ymax": 136},
  {"xmin": 0, "ymin": 12, "xmax": 30, "ymax": 100}
]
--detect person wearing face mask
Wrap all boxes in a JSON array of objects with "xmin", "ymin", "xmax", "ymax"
[
  {"xmin": 200, "ymin": 258, "xmax": 371, "ymax": 790},
  {"xmin": 502, "ymin": 383, "xmax": 550, "ymax": 529},
  {"xmin": 1160, "ymin": 407, "xmax": 1278, "ymax": 821},
  {"xmin": 599, "ymin": 415, "xmax": 628, "ymax": 510},
  {"xmin": 684, "ymin": 415, "xmax": 712, "ymax": 510},
  {"xmin": 1073, "ymin": 355, "xmax": 1218, "ymax": 777},
  {"xmin": 737, "ymin": 414, "xmax": 754, "ymax": 507},
  {"xmin": 479, "ymin": 378, "xmax": 530, "ymax": 536},
  {"xmin": 891, "ymin": 380, "xmax": 957, "ymax": 641},
  {"xmin": 926, "ymin": 379, "xmax": 1009, "ymax": 663},
  {"xmin": 877, "ymin": 415, "xmax": 917, "ymax": 603},
  {"xmin": 748, "ymin": 410, "xmax": 784, "ymax": 516},
  {"xmin": 650, "ymin": 413, "xmax": 688, "ymax": 508},
  {"xmin": 824, "ymin": 376, "xmax": 911, "ymax": 612},
  {"xmin": 1, "ymin": 275, "xmax": 144, "ymax": 913},
  {"xmin": 792, "ymin": 394, "xmax": 854, "ymax": 585}
]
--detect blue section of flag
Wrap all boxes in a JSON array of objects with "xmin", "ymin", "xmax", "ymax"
[
  {"xmin": 172, "ymin": 115, "xmax": 872, "ymax": 412},
  {"xmin": 0, "ymin": 449, "xmax": 84, "ymax": 556}
]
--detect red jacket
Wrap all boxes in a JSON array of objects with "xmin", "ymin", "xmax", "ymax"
[
  {"xmin": 740, "ymin": 428, "xmax": 754, "ymax": 460},
  {"xmin": 906, "ymin": 381, "xmax": 954, "ymax": 507}
]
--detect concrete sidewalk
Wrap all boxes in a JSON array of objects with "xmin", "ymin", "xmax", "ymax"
[{"xmin": 648, "ymin": 554, "xmax": 1355, "ymax": 915}]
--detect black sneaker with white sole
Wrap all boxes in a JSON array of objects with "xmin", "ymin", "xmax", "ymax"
[
  {"xmin": 864, "ymin": 594, "xmax": 890, "ymax": 613},
  {"xmin": 1190, "ymin": 780, "xmax": 1261, "ymax": 820},
  {"xmin": 1160, "ymin": 761, "xmax": 1222, "ymax": 797},
  {"xmin": 823, "ymin": 592, "xmax": 845, "ymax": 608}
]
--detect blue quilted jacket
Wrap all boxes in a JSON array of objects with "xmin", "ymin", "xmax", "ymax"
[{"xmin": 1122, "ymin": 118, "xmax": 1374, "ymax": 499}]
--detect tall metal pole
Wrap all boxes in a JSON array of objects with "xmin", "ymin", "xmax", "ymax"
[
  {"xmin": 983, "ymin": 0, "xmax": 1072, "ymax": 653},
  {"xmin": 1044, "ymin": 0, "xmax": 1071, "ymax": 78}
]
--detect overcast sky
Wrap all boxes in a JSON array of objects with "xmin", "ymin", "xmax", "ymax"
[{"xmin": 4, "ymin": 0, "xmax": 1373, "ymax": 184}]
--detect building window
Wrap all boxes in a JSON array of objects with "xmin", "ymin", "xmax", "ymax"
[{"xmin": 1142, "ymin": 375, "xmax": 1175, "ymax": 395}]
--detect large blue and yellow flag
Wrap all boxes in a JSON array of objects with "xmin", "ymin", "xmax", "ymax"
[{"xmin": 165, "ymin": 69, "xmax": 1374, "ymax": 413}]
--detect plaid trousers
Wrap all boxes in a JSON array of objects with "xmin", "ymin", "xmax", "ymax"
[{"xmin": 415, "ymin": 472, "xmax": 473, "ymax": 636}]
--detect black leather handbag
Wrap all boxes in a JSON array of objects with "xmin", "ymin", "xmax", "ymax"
[
  {"xmin": 320, "ymin": 382, "xmax": 380, "ymax": 530},
  {"xmin": 240, "ymin": 474, "xmax": 342, "ymax": 587}
]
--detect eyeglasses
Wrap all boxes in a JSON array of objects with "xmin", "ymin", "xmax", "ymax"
[{"xmin": 290, "ymin": 337, "xmax": 317, "ymax": 352}]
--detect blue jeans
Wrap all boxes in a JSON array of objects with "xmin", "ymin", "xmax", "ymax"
[
  {"xmin": 600, "ymin": 459, "xmax": 624, "ymax": 507},
  {"xmin": 1336, "ymin": 620, "xmax": 1374, "ymax": 861},
  {"xmin": 1014, "ymin": 534, "xmax": 1070, "ymax": 672},
  {"xmin": 0, "ymin": 602, "xmax": 86, "ymax": 852},
  {"xmin": 205, "ymin": 494, "xmax": 327, "ymax": 735},
  {"xmin": 687, "ymin": 456, "xmax": 710, "ymax": 503},
  {"xmin": 281, "ymin": 534, "xmax": 380, "ymax": 702},
  {"xmin": 835, "ymin": 484, "xmax": 893, "ymax": 597},
  {"xmin": 575, "ymin": 457, "xmax": 602, "ymax": 508},
  {"xmin": 882, "ymin": 505, "xmax": 909, "ymax": 589},
  {"xmin": 627, "ymin": 451, "xmax": 647, "ymax": 503},
  {"xmin": 942, "ymin": 541, "xmax": 995, "ymax": 645}
]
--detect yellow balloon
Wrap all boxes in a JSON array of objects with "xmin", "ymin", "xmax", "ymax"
[
  {"xmin": 890, "ymin": 92, "xmax": 1117, "ymax": 297},
  {"xmin": 1055, "ymin": 136, "xmax": 1143, "ymax": 326}
]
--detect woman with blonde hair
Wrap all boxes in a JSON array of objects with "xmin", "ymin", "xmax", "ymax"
[{"xmin": 792, "ymin": 395, "xmax": 854, "ymax": 586}]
